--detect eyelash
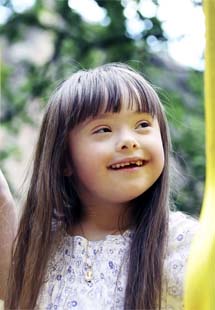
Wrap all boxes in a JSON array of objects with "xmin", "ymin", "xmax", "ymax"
[
  {"xmin": 92, "ymin": 121, "xmax": 150, "ymax": 134},
  {"xmin": 93, "ymin": 127, "xmax": 111, "ymax": 134},
  {"xmin": 136, "ymin": 121, "xmax": 150, "ymax": 129}
]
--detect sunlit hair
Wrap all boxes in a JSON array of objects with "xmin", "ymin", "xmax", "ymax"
[{"xmin": 6, "ymin": 63, "xmax": 171, "ymax": 309}]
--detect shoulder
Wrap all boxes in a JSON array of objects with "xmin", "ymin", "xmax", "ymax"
[
  {"xmin": 168, "ymin": 211, "xmax": 199, "ymax": 253},
  {"xmin": 162, "ymin": 211, "xmax": 199, "ymax": 308}
]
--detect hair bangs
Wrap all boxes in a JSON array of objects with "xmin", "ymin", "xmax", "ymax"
[
  {"xmin": 120, "ymin": 75, "xmax": 159, "ymax": 117},
  {"xmin": 117, "ymin": 67, "xmax": 164, "ymax": 120},
  {"xmin": 62, "ymin": 66, "xmax": 163, "ymax": 129},
  {"xmin": 64, "ymin": 70, "xmax": 122, "ymax": 128}
]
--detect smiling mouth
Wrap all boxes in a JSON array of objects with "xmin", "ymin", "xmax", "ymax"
[{"xmin": 109, "ymin": 160, "xmax": 145, "ymax": 170}]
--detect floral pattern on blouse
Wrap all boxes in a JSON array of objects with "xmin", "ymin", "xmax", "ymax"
[{"xmin": 37, "ymin": 211, "xmax": 199, "ymax": 310}]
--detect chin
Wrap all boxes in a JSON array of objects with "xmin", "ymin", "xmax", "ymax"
[{"xmin": 111, "ymin": 191, "xmax": 146, "ymax": 204}]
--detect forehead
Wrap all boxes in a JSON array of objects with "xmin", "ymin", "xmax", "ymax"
[{"xmin": 87, "ymin": 109, "xmax": 153, "ymax": 121}]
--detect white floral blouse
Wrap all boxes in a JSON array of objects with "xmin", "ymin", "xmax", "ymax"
[{"xmin": 37, "ymin": 211, "xmax": 199, "ymax": 310}]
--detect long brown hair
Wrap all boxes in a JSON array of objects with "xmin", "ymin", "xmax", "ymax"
[{"xmin": 6, "ymin": 63, "xmax": 171, "ymax": 309}]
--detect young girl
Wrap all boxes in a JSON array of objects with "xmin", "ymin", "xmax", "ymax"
[{"xmin": 5, "ymin": 63, "xmax": 198, "ymax": 309}]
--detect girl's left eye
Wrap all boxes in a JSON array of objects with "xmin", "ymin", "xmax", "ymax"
[
  {"xmin": 136, "ymin": 121, "xmax": 150, "ymax": 129},
  {"xmin": 93, "ymin": 127, "xmax": 111, "ymax": 134}
]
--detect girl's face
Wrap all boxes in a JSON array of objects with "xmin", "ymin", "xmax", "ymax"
[{"xmin": 67, "ymin": 101, "xmax": 164, "ymax": 208}]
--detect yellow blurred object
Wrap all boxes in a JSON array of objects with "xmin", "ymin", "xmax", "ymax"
[{"xmin": 184, "ymin": 0, "xmax": 215, "ymax": 309}]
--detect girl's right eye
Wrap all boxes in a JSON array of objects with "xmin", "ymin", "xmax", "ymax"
[{"xmin": 93, "ymin": 127, "xmax": 111, "ymax": 134}]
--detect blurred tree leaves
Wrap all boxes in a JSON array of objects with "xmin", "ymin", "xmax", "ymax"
[{"xmin": 0, "ymin": 0, "xmax": 204, "ymax": 215}]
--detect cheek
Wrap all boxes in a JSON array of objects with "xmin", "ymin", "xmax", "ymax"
[
  {"xmin": 72, "ymin": 142, "xmax": 104, "ymax": 163},
  {"xmin": 158, "ymin": 147, "xmax": 165, "ymax": 175},
  {"xmin": 157, "ymin": 150, "xmax": 165, "ymax": 174},
  {"xmin": 69, "ymin": 141, "xmax": 107, "ymax": 177},
  {"xmin": 156, "ymin": 141, "xmax": 165, "ymax": 161},
  {"xmin": 150, "ymin": 139, "xmax": 165, "ymax": 172}
]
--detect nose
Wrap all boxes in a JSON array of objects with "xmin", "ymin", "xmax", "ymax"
[{"xmin": 116, "ymin": 132, "xmax": 140, "ymax": 152}]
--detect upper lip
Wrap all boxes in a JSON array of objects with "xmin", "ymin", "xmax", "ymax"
[{"xmin": 108, "ymin": 157, "xmax": 147, "ymax": 169}]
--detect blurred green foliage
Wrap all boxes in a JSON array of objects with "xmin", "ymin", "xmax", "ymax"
[{"xmin": 0, "ymin": 0, "xmax": 204, "ymax": 215}]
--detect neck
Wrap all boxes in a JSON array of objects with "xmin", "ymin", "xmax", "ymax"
[{"xmin": 69, "ymin": 201, "xmax": 132, "ymax": 241}]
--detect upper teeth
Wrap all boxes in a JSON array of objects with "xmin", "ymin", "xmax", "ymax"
[{"xmin": 111, "ymin": 160, "xmax": 143, "ymax": 169}]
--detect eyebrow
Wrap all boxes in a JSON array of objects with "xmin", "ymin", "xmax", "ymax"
[
  {"xmin": 84, "ymin": 111, "xmax": 153, "ymax": 125},
  {"xmin": 94, "ymin": 111, "xmax": 150, "ymax": 119}
]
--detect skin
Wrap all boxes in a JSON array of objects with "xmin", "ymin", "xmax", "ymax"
[
  {"xmin": 67, "ymin": 102, "xmax": 164, "ymax": 240},
  {"xmin": 0, "ymin": 170, "xmax": 17, "ymax": 301}
]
